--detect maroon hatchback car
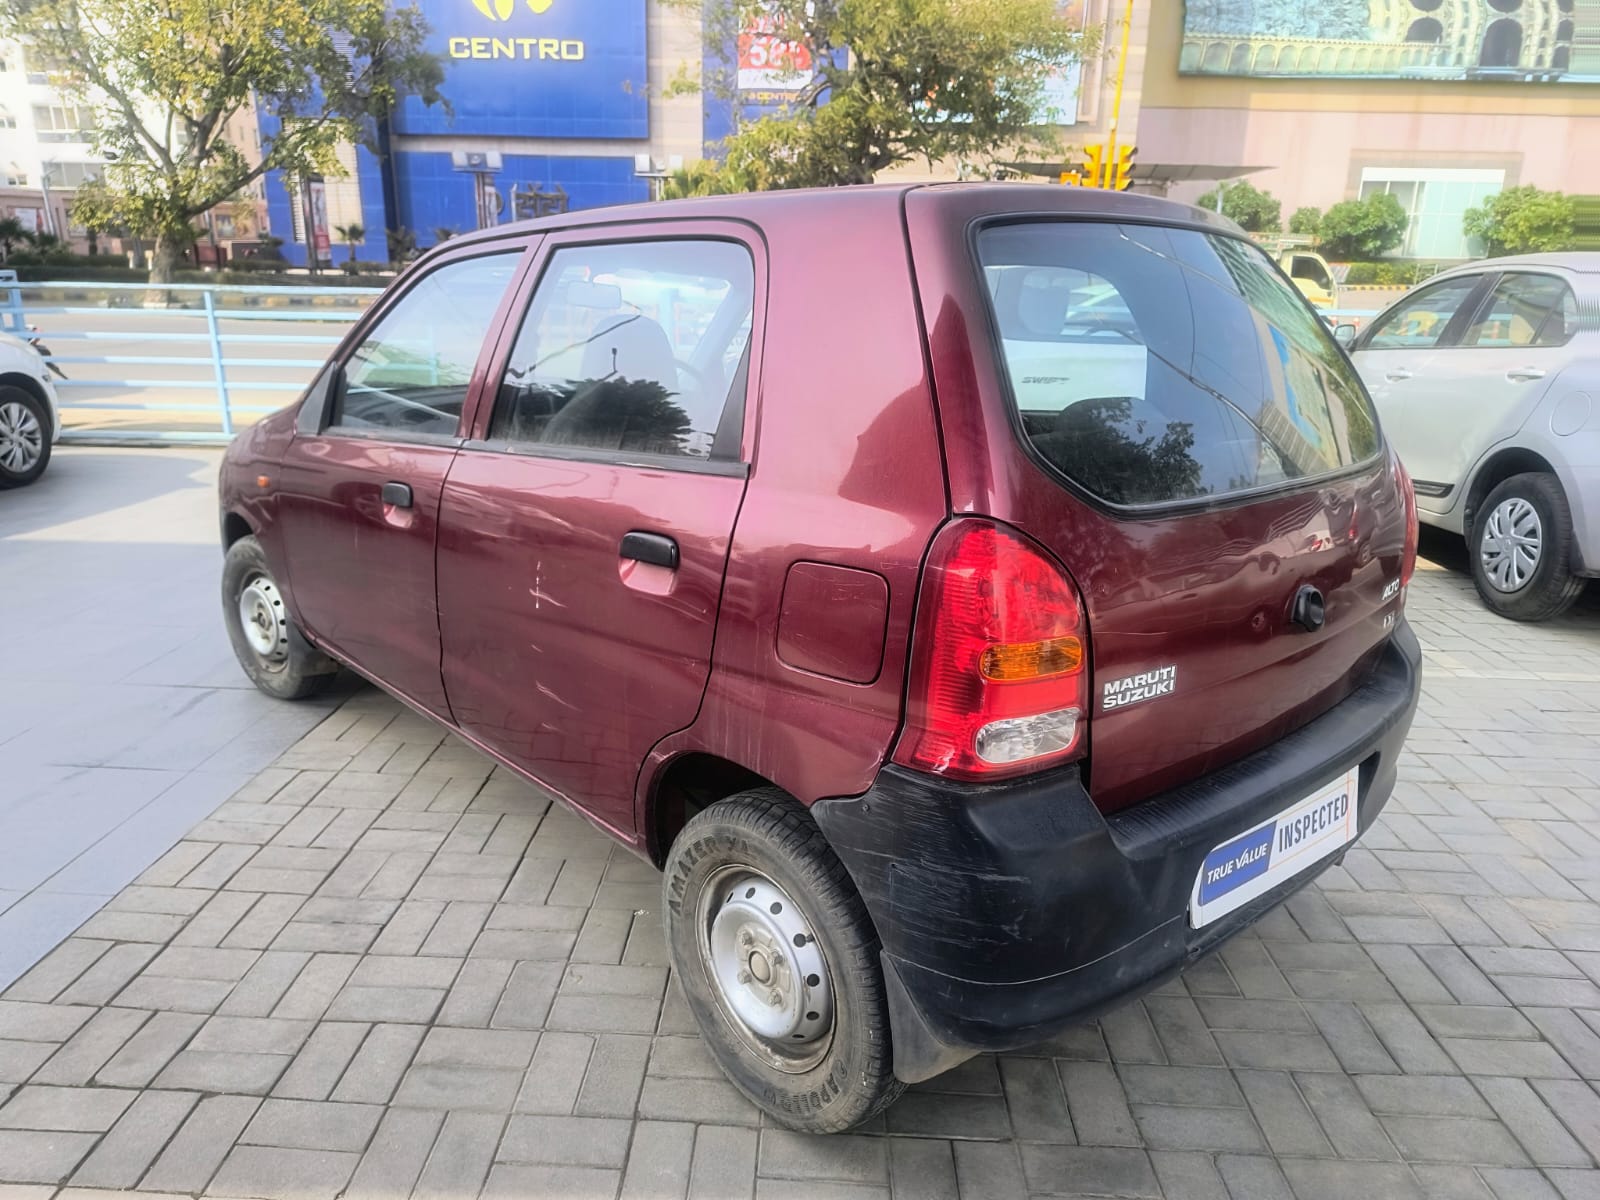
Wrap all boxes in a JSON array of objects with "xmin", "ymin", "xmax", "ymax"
[{"xmin": 219, "ymin": 184, "xmax": 1420, "ymax": 1131}]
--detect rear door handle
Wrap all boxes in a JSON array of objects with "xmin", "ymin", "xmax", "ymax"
[
  {"xmin": 1506, "ymin": 367, "xmax": 1546, "ymax": 383},
  {"xmin": 620, "ymin": 531, "xmax": 679, "ymax": 569},
  {"xmin": 381, "ymin": 481, "xmax": 413, "ymax": 508},
  {"xmin": 1384, "ymin": 368, "xmax": 1413, "ymax": 382}
]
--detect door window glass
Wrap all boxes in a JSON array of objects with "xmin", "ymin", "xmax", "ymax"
[
  {"xmin": 1365, "ymin": 277, "xmax": 1481, "ymax": 350},
  {"xmin": 1461, "ymin": 273, "xmax": 1577, "ymax": 349},
  {"xmin": 336, "ymin": 253, "xmax": 520, "ymax": 435},
  {"xmin": 978, "ymin": 223, "xmax": 1381, "ymax": 507},
  {"xmin": 490, "ymin": 240, "xmax": 755, "ymax": 460}
]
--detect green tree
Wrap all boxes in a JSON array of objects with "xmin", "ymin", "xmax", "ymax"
[
  {"xmin": 1319, "ymin": 192, "xmax": 1408, "ymax": 260},
  {"xmin": 0, "ymin": 217, "xmax": 24, "ymax": 261},
  {"xmin": 700, "ymin": 0, "xmax": 1094, "ymax": 189},
  {"xmin": 336, "ymin": 222, "xmax": 366, "ymax": 266},
  {"xmin": 1288, "ymin": 206, "xmax": 1323, "ymax": 238},
  {"xmin": 2, "ymin": 0, "xmax": 444, "ymax": 284},
  {"xmin": 386, "ymin": 227, "xmax": 418, "ymax": 265},
  {"xmin": 1195, "ymin": 180, "xmax": 1282, "ymax": 233},
  {"xmin": 1463, "ymin": 186, "xmax": 1577, "ymax": 256},
  {"xmin": 659, "ymin": 159, "xmax": 752, "ymax": 199}
]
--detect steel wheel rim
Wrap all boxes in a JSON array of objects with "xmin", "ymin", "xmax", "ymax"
[
  {"xmin": 698, "ymin": 864, "xmax": 835, "ymax": 1073},
  {"xmin": 1481, "ymin": 497, "xmax": 1543, "ymax": 593},
  {"xmin": 0, "ymin": 401, "xmax": 42, "ymax": 473},
  {"xmin": 237, "ymin": 572, "xmax": 290, "ymax": 664}
]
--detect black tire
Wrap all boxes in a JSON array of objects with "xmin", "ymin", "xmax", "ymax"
[
  {"xmin": 0, "ymin": 385, "xmax": 52, "ymax": 488},
  {"xmin": 663, "ymin": 788, "xmax": 904, "ymax": 1132},
  {"xmin": 1469, "ymin": 472, "xmax": 1585, "ymax": 622},
  {"xmin": 222, "ymin": 535, "xmax": 337, "ymax": 700}
]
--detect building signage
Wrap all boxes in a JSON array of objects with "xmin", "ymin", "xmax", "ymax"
[
  {"xmin": 1181, "ymin": 0, "xmax": 1594, "ymax": 83},
  {"xmin": 737, "ymin": 13, "xmax": 812, "ymax": 99},
  {"xmin": 303, "ymin": 176, "xmax": 331, "ymax": 264},
  {"xmin": 396, "ymin": 0, "xmax": 648, "ymax": 139}
]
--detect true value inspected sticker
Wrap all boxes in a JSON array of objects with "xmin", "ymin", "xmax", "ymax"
[{"xmin": 1189, "ymin": 767, "xmax": 1359, "ymax": 928}]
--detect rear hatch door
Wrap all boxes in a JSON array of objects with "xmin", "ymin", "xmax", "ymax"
[{"xmin": 976, "ymin": 220, "xmax": 1407, "ymax": 811}]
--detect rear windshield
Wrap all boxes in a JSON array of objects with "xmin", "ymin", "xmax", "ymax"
[{"xmin": 978, "ymin": 222, "xmax": 1381, "ymax": 507}]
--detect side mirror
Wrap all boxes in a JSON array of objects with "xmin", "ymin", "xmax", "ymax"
[{"xmin": 1333, "ymin": 324, "xmax": 1358, "ymax": 349}]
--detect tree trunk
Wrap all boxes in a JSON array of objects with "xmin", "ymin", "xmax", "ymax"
[{"xmin": 148, "ymin": 233, "xmax": 185, "ymax": 285}]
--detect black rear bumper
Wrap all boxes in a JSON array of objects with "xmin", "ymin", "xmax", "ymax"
[{"xmin": 812, "ymin": 623, "xmax": 1422, "ymax": 1083}]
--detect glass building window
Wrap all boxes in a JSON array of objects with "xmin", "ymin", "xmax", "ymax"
[
  {"xmin": 1359, "ymin": 168, "xmax": 1504, "ymax": 260},
  {"xmin": 31, "ymin": 105, "xmax": 94, "ymax": 143}
]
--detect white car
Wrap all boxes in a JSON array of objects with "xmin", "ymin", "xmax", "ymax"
[
  {"xmin": 0, "ymin": 327, "xmax": 60, "ymax": 488},
  {"xmin": 1343, "ymin": 254, "xmax": 1600, "ymax": 621}
]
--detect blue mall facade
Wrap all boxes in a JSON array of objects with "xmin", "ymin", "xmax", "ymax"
[{"xmin": 260, "ymin": 0, "xmax": 691, "ymax": 266}]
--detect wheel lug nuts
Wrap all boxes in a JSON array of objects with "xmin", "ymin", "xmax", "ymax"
[
  {"xmin": 768, "ymin": 990, "xmax": 782, "ymax": 1006},
  {"xmin": 737, "ymin": 969, "xmax": 752, "ymax": 984}
]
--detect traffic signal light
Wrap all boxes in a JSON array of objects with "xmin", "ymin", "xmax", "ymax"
[
  {"xmin": 1111, "ymin": 145, "xmax": 1136, "ymax": 192},
  {"xmin": 1082, "ymin": 144, "xmax": 1105, "ymax": 190}
]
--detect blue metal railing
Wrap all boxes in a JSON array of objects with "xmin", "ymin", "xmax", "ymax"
[{"xmin": 2, "ymin": 279, "xmax": 384, "ymax": 442}]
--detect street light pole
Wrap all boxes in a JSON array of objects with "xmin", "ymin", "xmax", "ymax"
[{"xmin": 38, "ymin": 162, "xmax": 57, "ymax": 238}]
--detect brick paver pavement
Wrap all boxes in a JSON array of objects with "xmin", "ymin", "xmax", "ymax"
[{"xmin": 2, "ymin": 557, "xmax": 1599, "ymax": 1199}]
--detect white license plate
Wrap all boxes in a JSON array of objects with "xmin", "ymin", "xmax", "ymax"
[{"xmin": 1189, "ymin": 767, "xmax": 1359, "ymax": 928}]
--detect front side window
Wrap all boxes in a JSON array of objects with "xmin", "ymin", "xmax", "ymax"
[
  {"xmin": 1461, "ymin": 273, "xmax": 1577, "ymax": 349},
  {"xmin": 1365, "ymin": 277, "xmax": 1481, "ymax": 350},
  {"xmin": 336, "ymin": 252, "xmax": 520, "ymax": 436},
  {"xmin": 978, "ymin": 222, "xmax": 1381, "ymax": 507},
  {"xmin": 489, "ymin": 239, "xmax": 755, "ymax": 461}
]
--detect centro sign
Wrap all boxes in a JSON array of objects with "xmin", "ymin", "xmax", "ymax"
[
  {"xmin": 396, "ymin": 0, "xmax": 647, "ymax": 139},
  {"xmin": 450, "ymin": 0, "xmax": 585, "ymax": 60}
]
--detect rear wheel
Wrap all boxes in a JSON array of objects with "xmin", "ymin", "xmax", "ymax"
[
  {"xmin": 222, "ymin": 535, "xmax": 337, "ymax": 699},
  {"xmin": 0, "ymin": 386, "xmax": 50, "ymax": 488},
  {"xmin": 663, "ymin": 788, "xmax": 904, "ymax": 1132},
  {"xmin": 1469, "ymin": 472, "xmax": 1585, "ymax": 622}
]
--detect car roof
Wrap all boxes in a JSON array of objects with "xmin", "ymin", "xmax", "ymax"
[
  {"xmin": 440, "ymin": 182, "xmax": 1241, "ymax": 250},
  {"xmin": 1438, "ymin": 252, "xmax": 1600, "ymax": 276}
]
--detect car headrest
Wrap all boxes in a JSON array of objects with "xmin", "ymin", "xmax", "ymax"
[{"xmin": 581, "ymin": 313, "xmax": 678, "ymax": 390}]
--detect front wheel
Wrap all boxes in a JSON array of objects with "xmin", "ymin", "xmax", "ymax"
[
  {"xmin": 0, "ymin": 386, "xmax": 51, "ymax": 488},
  {"xmin": 1469, "ymin": 473, "xmax": 1585, "ymax": 622},
  {"xmin": 222, "ymin": 535, "xmax": 337, "ymax": 700},
  {"xmin": 663, "ymin": 789, "xmax": 904, "ymax": 1132}
]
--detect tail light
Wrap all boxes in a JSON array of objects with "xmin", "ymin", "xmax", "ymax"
[
  {"xmin": 1395, "ymin": 456, "xmax": 1419, "ymax": 598},
  {"xmin": 893, "ymin": 518, "xmax": 1088, "ymax": 782}
]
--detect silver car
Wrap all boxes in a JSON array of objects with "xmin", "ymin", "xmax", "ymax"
[
  {"xmin": 0, "ymin": 328, "xmax": 61, "ymax": 488},
  {"xmin": 1343, "ymin": 254, "xmax": 1600, "ymax": 621}
]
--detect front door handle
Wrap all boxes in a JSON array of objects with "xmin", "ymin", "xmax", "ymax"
[
  {"xmin": 1506, "ymin": 367, "xmax": 1546, "ymax": 383},
  {"xmin": 381, "ymin": 481, "xmax": 413, "ymax": 509},
  {"xmin": 620, "ymin": 531, "xmax": 679, "ymax": 569},
  {"xmin": 1385, "ymin": 368, "xmax": 1414, "ymax": 382}
]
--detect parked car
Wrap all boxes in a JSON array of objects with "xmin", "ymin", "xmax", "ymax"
[
  {"xmin": 219, "ymin": 185, "xmax": 1421, "ymax": 1132},
  {"xmin": 1340, "ymin": 253, "xmax": 1600, "ymax": 620},
  {"xmin": 0, "ymin": 327, "xmax": 61, "ymax": 487}
]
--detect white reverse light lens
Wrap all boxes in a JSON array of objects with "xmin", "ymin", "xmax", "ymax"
[{"xmin": 974, "ymin": 707, "xmax": 1081, "ymax": 766}]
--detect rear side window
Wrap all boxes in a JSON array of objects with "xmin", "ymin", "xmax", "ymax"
[
  {"xmin": 978, "ymin": 223, "xmax": 1381, "ymax": 507},
  {"xmin": 1460, "ymin": 273, "xmax": 1577, "ymax": 348}
]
